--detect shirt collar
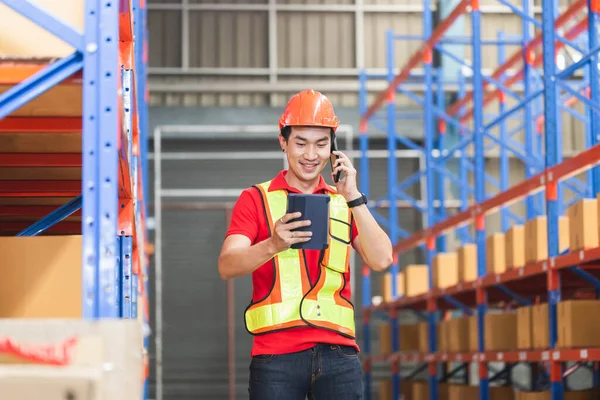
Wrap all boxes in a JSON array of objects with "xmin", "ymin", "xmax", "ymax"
[{"xmin": 268, "ymin": 170, "xmax": 338, "ymax": 194}]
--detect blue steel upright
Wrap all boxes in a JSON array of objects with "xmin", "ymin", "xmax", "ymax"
[
  {"xmin": 81, "ymin": 0, "xmax": 120, "ymax": 318},
  {"xmin": 540, "ymin": 0, "xmax": 563, "ymax": 397},
  {"xmin": 422, "ymin": 0, "xmax": 438, "ymax": 397},
  {"xmin": 470, "ymin": 1, "xmax": 489, "ymax": 399}
]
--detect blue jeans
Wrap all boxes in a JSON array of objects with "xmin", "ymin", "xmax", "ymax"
[{"xmin": 248, "ymin": 343, "xmax": 364, "ymax": 400}]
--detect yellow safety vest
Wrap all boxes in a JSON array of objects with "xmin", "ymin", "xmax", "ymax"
[{"xmin": 244, "ymin": 180, "xmax": 356, "ymax": 338}]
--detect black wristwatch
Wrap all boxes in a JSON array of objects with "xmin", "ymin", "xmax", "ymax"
[{"xmin": 347, "ymin": 193, "xmax": 368, "ymax": 208}]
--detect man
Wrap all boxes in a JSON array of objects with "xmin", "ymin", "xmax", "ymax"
[{"xmin": 218, "ymin": 89, "xmax": 393, "ymax": 399}]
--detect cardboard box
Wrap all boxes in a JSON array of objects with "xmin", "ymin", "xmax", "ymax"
[
  {"xmin": 439, "ymin": 383, "xmax": 450, "ymax": 400},
  {"xmin": 506, "ymin": 225, "xmax": 525, "ymax": 269},
  {"xmin": 404, "ymin": 265, "xmax": 429, "ymax": 297},
  {"xmin": 0, "ymin": 319, "xmax": 143, "ymax": 400},
  {"xmin": 485, "ymin": 312, "xmax": 517, "ymax": 351},
  {"xmin": 0, "ymin": 0, "xmax": 84, "ymax": 58},
  {"xmin": 378, "ymin": 379, "xmax": 391, "ymax": 400},
  {"xmin": 516, "ymin": 391, "xmax": 600, "ymax": 400},
  {"xmin": 532, "ymin": 304, "xmax": 549, "ymax": 349},
  {"xmin": 0, "ymin": 236, "xmax": 82, "ymax": 318},
  {"xmin": 517, "ymin": 306, "xmax": 533, "ymax": 350},
  {"xmin": 558, "ymin": 300, "xmax": 600, "ymax": 348},
  {"xmin": 516, "ymin": 392, "xmax": 550, "ymax": 400},
  {"xmin": 490, "ymin": 386, "xmax": 515, "ymax": 400},
  {"xmin": 433, "ymin": 252, "xmax": 459, "ymax": 289},
  {"xmin": 0, "ymin": 365, "xmax": 103, "ymax": 399},
  {"xmin": 379, "ymin": 323, "xmax": 421, "ymax": 354},
  {"xmin": 412, "ymin": 380, "xmax": 430, "ymax": 400},
  {"xmin": 487, "ymin": 233, "xmax": 506, "ymax": 274},
  {"xmin": 564, "ymin": 389, "xmax": 600, "ymax": 400},
  {"xmin": 438, "ymin": 320, "xmax": 449, "ymax": 352},
  {"xmin": 468, "ymin": 316, "xmax": 479, "ymax": 352},
  {"xmin": 400, "ymin": 324, "xmax": 420, "ymax": 352},
  {"xmin": 458, "ymin": 244, "xmax": 478, "ymax": 282},
  {"xmin": 379, "ymin": 323, "xmax": 392, "ymax": 355},
  {"xmin": 381, "ymin": 271, "xmax": 404, "ymax": 303},
  {"xmin": 568, "ymin": 198, "xmax": 599, "ymax": 251},
  {"xmin": 417, "ymin": 322, "xmax": 429, "ymax": 353},
  {"xmin": 448, "ymin": 317, "xmax": 470, "ymax": 353},
  {"xmin": 448, "ymin": 384, "xmax": 479, "ymax": 400},
  {"xmin": 525, "ymin": 216, "xmax": 569, "ymax": 264},
  {"xmin": 400, "ymin": 379, "xmax": 413, "ymax": 399}
]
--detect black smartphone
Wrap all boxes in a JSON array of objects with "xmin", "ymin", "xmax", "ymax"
[{"xmin": 330, "ymin": 135, "xmax": 342, "ymax": 183}]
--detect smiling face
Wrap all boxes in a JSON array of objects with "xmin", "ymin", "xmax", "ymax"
[{"xmin": 279, "ymin": 126, "xmax": 332, "ymax": 186}]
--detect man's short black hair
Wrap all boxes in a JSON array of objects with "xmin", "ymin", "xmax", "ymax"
[
  {"xmin": 280, "ymin": 126, "xmax": 292, "ymax": 141},
  {"xmin": 280, "ymin": 126, "xmax": 335, "ymax": 142}
]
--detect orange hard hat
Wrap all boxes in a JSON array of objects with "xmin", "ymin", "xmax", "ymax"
[{"xmin": 279, "ymin": 89, "xmax": 340, "ymax": 132}]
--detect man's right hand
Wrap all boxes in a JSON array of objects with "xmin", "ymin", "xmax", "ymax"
[{"xmin": 269, "ymin": 212, "xmax": 312, "ymax": 253}]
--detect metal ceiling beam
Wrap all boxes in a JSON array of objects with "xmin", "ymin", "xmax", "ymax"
[
  {"xmin": 148, "ymin": 80, "xmax": 456, "ymax": 93},
  {"xmin": 148, "ymin": 79, "xmax": 529, "ymax": 93},
  {"xmin": 148, "ymin": 3, "xmax": 426, "ymax": 12},
  {"xmin": 148, "ymin": 66, "xmax": 523, "ymax": 77},
  {"xmin": 147, "ymin": 2, "xmax": 553, "ymax": 14}
]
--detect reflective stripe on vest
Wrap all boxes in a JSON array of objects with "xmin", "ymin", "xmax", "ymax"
[{"xmin": 244, "ymin": 180, "xmax": 356, "ymax": 338}]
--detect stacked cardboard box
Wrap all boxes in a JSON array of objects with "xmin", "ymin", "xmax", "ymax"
[
  {"xmin": 532, "ymin": 304, "xmax": 549, "ymax": 349},
  {"xmin": 487, "ymin": 233, "xmax": 506, "ymax": 274},
  {"xmin": 438, "ymin": 319, "xmax": 449, "ymax": 352},
  {"xmin": 411, "ymin": 381, "xmax": 449, "ymax": 400},
  {"xmin": 0, "ymin": 236, "xmax": 83, "ymax": 318},
  {"xmin": 516, "ymin": 390, "xmax": 600, "ymax": 399},
  {"xmin": 506, "ymin": 225, "xmax": 526, "ymax": 269},
  {"xmin": 379, "ymin": 323, "xmax": 392, "ymax": 355},
  {"xmin": 417, "ymin": 322, "xmax": 429, "ymax": 353},
  {"xmin": 448, "ymin": 384, "xmax": 515, "ymax": 400},
  {"xmin": 525, "ymin": 216, "xmax": 569, "ymax": 264},
  {"xmin": 558, "ymin": 300, "xmax": 600, "ymax": 348},
  {"xmin": 400, "ymin": 324, "xmax": 420, "ymax": 352},
  {"xmin": 468, "ymin": 315, "xmax": 479, "ymax": 352},
  {"xmin": 378, "ymin": 379, "xmax": 412, "ymax": 400},
  {"xmin": 458, "ymin": 244, "xmax": 478, "ymax": 282},
  {"xmin": 0, "ymin": 319, "xmax": 144, "ymax": 400},
  {"xmin": 0, "ymin": 0, "xmax": 83, "ymax": 58},
  {"xmin": 567, "ymin": 198, "xmax": 599, "ymax": 251},
  {"xmin": 447, "ymin": 317, "xmax": 470, "ymax": 353},
  {"xmin": 484, "ymin": 312, "xmax": 518, "ymax": 351},
  {"xmin": 515, "ymin": 300, "xmax": 600, "ymax": 350},
  {"xmin": 379, "ymin": 264, "xmax": 428, "ymax": 303},
  {"xmin": 378, "ymin": 323, "xmax": 421, "ymax": 355},
  {"xmin": 517, "ymin": 306, "xmax": 533, "ymax": 349},
  {"xmin": 380, "ymin": 271, "xmax": 404, "ymax": 303},
  {"xmin": 433, "ymin": 252, "xmax": 460, "ymax": 289}
]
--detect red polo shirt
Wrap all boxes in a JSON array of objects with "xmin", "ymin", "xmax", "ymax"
[{"xmin": 225, "ymin": 170, "xmax": 360, "ymax": 356}]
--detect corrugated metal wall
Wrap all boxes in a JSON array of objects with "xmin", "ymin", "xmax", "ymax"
[{"xmin": 146, "ymin": 0, "xmax": 589, "ymax": 151}]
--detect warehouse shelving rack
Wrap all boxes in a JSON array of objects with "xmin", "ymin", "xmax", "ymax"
[
  {"xmin": 358, "ymin": 0, "xmax": 600, "ymax": 398},
  {"xmin": 0, "ymin": 0, "xmax": 150, "ymax": 397}
]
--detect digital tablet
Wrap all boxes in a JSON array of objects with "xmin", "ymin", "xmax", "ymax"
[{"xmin": 286, "ymin": 193, "xmax": 330, "ymax": 250}]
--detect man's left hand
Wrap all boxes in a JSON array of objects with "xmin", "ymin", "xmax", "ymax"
[{"xmin": 331, "ymin": 151, "xmax": 362, "ymax": 202}]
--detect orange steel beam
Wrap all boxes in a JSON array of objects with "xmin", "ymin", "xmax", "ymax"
[
  {"xmin": 360, "ymin": 0, "xmax": 470, "ymax": 123},
  {"xmin": 390, "ymin": 142, "xmax": 600, "ymax": 253},
  {"xmin": 0, "ymin": 63, "xmax": 82, "ymax": 85},
  {"xmin": 446, "ymin": 0, "xmax": 586, "ymax": 119}
]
